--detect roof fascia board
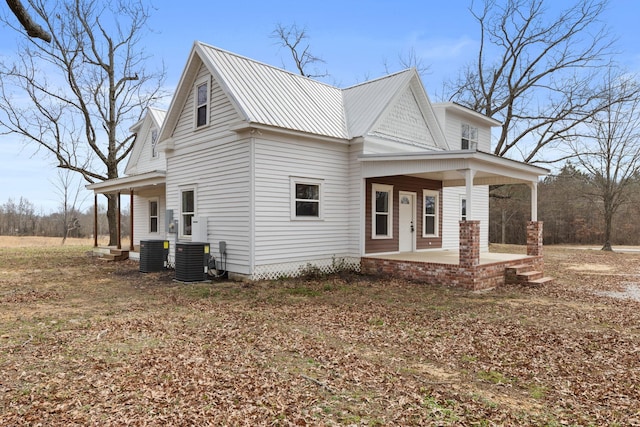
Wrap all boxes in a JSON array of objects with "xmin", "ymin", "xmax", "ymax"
[
  {"xmin": 229, "ymin": 121, "xmax": 349, "ymax": 145},
  {"xmin": 359, "ymin": 150, "xmax": 550, "ymax": 176},
  {"xmin": 86, "ymin": 171, "xmax": 166, "ymax": 193},
  {"xmin": 156, "ymin": 43, "xmax": 201, "ymax": 145},
  {"xmin": 433, "ymin": 102, "xmax": 502, "ymax": 126}
]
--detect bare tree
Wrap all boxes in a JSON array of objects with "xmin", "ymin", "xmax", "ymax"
[
  {"xmin": 383, "ymin": 47, "xmax": 431, "ymax": 80},
  {"xmin": 0, "ymin": 0, "xmax": 166, "ymax": 246},
  {"xmin": 52, "ymin": 169, "xmax": 86, "ymax": 244},
  {"xmin": 569, "ymin": 72, "xmax": 640, "ymax": 251},
  {"xmin": 5, "ymin": 0, "xmax": 50, "ymax": 42},
  {"xmin": 270, "ymin": 23, "xmax": 328, "ymax": 78},
  {"xmin": 446, "ymin": 0, "xmax": 618, "ymax": 163}
]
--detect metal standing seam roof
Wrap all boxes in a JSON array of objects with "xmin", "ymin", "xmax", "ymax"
[
  {"xmin": 196, "ymin": 42, "xmax": 442, "ymax": 142},
  {"xmin": 197, "ymin": 42, "xmax": 348, "ymax": 139}
]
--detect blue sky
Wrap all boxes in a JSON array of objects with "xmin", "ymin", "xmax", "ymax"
[{"xmin": 1, "ymin": 0, "xmax": 639, "ymax": 213}]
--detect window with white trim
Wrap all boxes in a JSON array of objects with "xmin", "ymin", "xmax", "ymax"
[
  {"xmin": 149, "ymin": 199, "xmax": 159, "ymax": 233},
  {"xmin": 151, "ymin": 128, "xmax": 159, "ymax": 158},
  {"xmin": 181, "ymin": 188, "xmax": 195, "ymax": 236},
  {"xmin": 291, "ymin": 177, "xmax": 323, "ymax": 219},
  {"xmin": 461, "ymin": 123, "xmax": 478, "ymax": 150},
  {"xmin": 195, "ymin": 78, "xmax": 209, "ymax": 128},
  {"xmin": 423, "ymin": 190, "xmax": 439, "ymax": 236},
  {"xmin": 372, "ymin": 184, "xmax": 393, "ymax": 238}
]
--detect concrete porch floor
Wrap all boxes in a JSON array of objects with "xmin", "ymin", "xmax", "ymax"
[{"xmin": 366, "ymin": 250, "xmax": 531, "ymax": 265}]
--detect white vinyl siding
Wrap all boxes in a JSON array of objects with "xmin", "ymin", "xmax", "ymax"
[
  {"xmin": 165, "ymin": 64, "xmax": 249, "ymax": 274},
  {"xmin": 432, "ymin": 106, "xmax": 493, "ymax": 152},
  {"xmin": 253, "ymin": 136, "xmax": 353, "ymax": 266},
  {"xmin": 442, "ymin": 186, "xmax": 489, "ymax": 251},
  {"xmin": 371, "ymin": 87, "xmax": 436, "ymax": 148},
  {"xmin": 132, "ymin": 189, "xmax": 166, "ymax": 246},
  {"xmin": 124, "ymin": 114, "xmax": 167, "ymax": 176}
]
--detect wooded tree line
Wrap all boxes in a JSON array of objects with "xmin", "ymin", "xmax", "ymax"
[
  {"xmin": 490, "ymin": 164, "xmax": 640, "ymax": 246},
  {"xmin": 0, "ymin": 197, "xmax": 128, "ymax": 239}
]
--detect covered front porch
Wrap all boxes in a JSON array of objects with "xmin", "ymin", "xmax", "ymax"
[{"xmin": 359, "ymin": 150, "xmax": 550, "ymax": 290}]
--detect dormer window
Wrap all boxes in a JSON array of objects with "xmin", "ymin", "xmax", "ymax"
[
  {"xmin": 195, "ymin": 78, "xmax": 209, "ymax": 128},
  {"xmin": 151, "ymin": 128, "xmax": 158, "ymax": 158},
  {"xmin": 461, "ymin": 123, "xmax": 477, "ymax": 150}
]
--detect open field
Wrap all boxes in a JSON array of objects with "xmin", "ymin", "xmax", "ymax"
[
  {"xmin": 0, "ymin": 236, "xmax": 120, "ymax": 247},
  {"xmin": 1, "ymin": 239, "xmax": 640, "ymax": 425}
]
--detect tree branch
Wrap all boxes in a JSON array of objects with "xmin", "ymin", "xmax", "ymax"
[{"xmin": 5, "ymin": 0, "xmax": 51, "ymax": 42}]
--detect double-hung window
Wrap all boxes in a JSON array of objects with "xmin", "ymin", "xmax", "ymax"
[
  {"xmin": 149, "ymin": 199, "xmax": 159, "ymax": 233},
  {"xmin": 195, "ymin": 78, "xmax": 209, "ymax": 128},
  {"xmin": 372, "ymin": 184, "xmax": 393, "ymax": 238},
  {"xmin": 461, "ymin": 123, "xmax": 478, "ymax": 150},
  {"xmin": 291, "ymin": 177, "xmax": 323, "ymax": 219},
  {"xmin": 460, "ymin": 196, "xmax": 467, "ymax": 221},
  {"xmin": 181, "ymin": 189, "xmax": 195, "ymax": 236},
  {"xmin": 151, "ymin": 128, "xmax": 159, "ymax": 158},
  {"xmin": 423, "ymin": 190, "xmax": 439, "ymax": 236}
]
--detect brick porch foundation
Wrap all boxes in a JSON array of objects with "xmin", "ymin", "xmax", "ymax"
[{"xmin": 361, "ymin": 221, "xmax": 546, "ymax": 291}]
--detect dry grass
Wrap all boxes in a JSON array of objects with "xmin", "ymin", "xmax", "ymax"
[
  {"xmin": 0, "ymin": 235, "xmax": 125, "ymax": 247},
  {"xmin": 1, "ymin": 243, "xmax": 640, "ymax": 425}
]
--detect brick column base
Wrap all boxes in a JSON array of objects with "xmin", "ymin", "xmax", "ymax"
[
  {"xmin": 527, "ymin": 221, "xmax": 543, "ymax": 257},
  {"xmin": 459, "ymin": 220, "xmax": 480, "ymax": 268}
]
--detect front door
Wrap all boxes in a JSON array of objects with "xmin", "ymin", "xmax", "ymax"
[{"xmin": 398, "ymin": 191, "xmax": 416, "ymax": 252}]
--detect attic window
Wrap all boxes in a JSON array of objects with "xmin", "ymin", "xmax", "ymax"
[
  {"xmin": 151, "ymin": 128, "xmax": 158, "ymax": 158},
  {"xmin": 195, "ymin": 78, "xmax": 209, "ymax": 128},
  {"xmin": 461, "ymin": 123, "xmax": 477, "ymax": 150}
]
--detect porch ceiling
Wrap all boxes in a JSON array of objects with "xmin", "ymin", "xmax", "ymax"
[
  {"xmin": 358, "ymin": 150, "xmax": 549, "ymax": 185},
  {"xmin": 85, "ymin": 170, "xmax": 166, "ymax": 194}
]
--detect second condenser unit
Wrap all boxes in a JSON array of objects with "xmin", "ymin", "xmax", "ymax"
[{"xmin": 175, "ymin": 242, "xmax": 210, "ymax": 282}]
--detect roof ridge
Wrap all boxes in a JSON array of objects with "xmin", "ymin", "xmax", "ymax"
[
  {"xmin": 342, "ymin": 68, "xmax": 414, "ymax": 91},
  {"xmin": 196, "ymin": 41, "xmax": 339, "ymax": 91}
]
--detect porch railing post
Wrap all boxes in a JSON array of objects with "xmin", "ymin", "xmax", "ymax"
[
  {"xmin": 129, "ymin": 190, "xmax": 134, "ymax": 251},
  {"xmin": 117, "ymin": 192, "xmax": 122, "ymax": 250},
  {"xmin": 93, "ymin": 194, "xmax": 98, "ymax": 248}
]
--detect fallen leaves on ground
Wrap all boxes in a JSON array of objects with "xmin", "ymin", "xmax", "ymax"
[{"xmin": 1, "ymin": 245, "xmax": 640, "ymax": 425}]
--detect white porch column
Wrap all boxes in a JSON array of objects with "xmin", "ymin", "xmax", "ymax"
[
  {"xmin": 465, "ymin": 169, "xmax": 476, "ymax": 220},
  {"xmin": 528, "ymin": 181, "xmax": 538, "ymax": 221}
]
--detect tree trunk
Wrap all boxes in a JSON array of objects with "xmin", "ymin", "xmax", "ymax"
[
  {"xmin": 106, "ymin": 194, "xmax": 118, "ymax": 246},
  {"xmin": 501, "ymin": 209, "xmax": 506, "ymax": 244},
  {"xmin": 601, "ymin": 210, "xmax": 613, "ymax": 251}
]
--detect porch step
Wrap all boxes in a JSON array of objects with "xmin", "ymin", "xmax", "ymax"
[
  {"xmin": 529, "ymin": 276, "xmax": 555, "ymax": 287},
  {"xmin": 505, "ymin": 264, "xmax": 553, "ymax": 287},
  {"xmin": 99, "ymin": 249, "xmax": 129, "ymax": 262}
]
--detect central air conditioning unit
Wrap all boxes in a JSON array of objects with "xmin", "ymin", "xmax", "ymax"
[
  {"xmin": 139, "ymin": 240, "xmax": 169, "ymax": 273},
  {"xmin": 175, "ymin": 242, "xmax": 210, "ymax": 282}
]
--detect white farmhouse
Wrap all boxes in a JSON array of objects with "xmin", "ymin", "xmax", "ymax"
[{"xmin": 88, "ymin": 42, "xmax": 550, "ymax": 290}]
